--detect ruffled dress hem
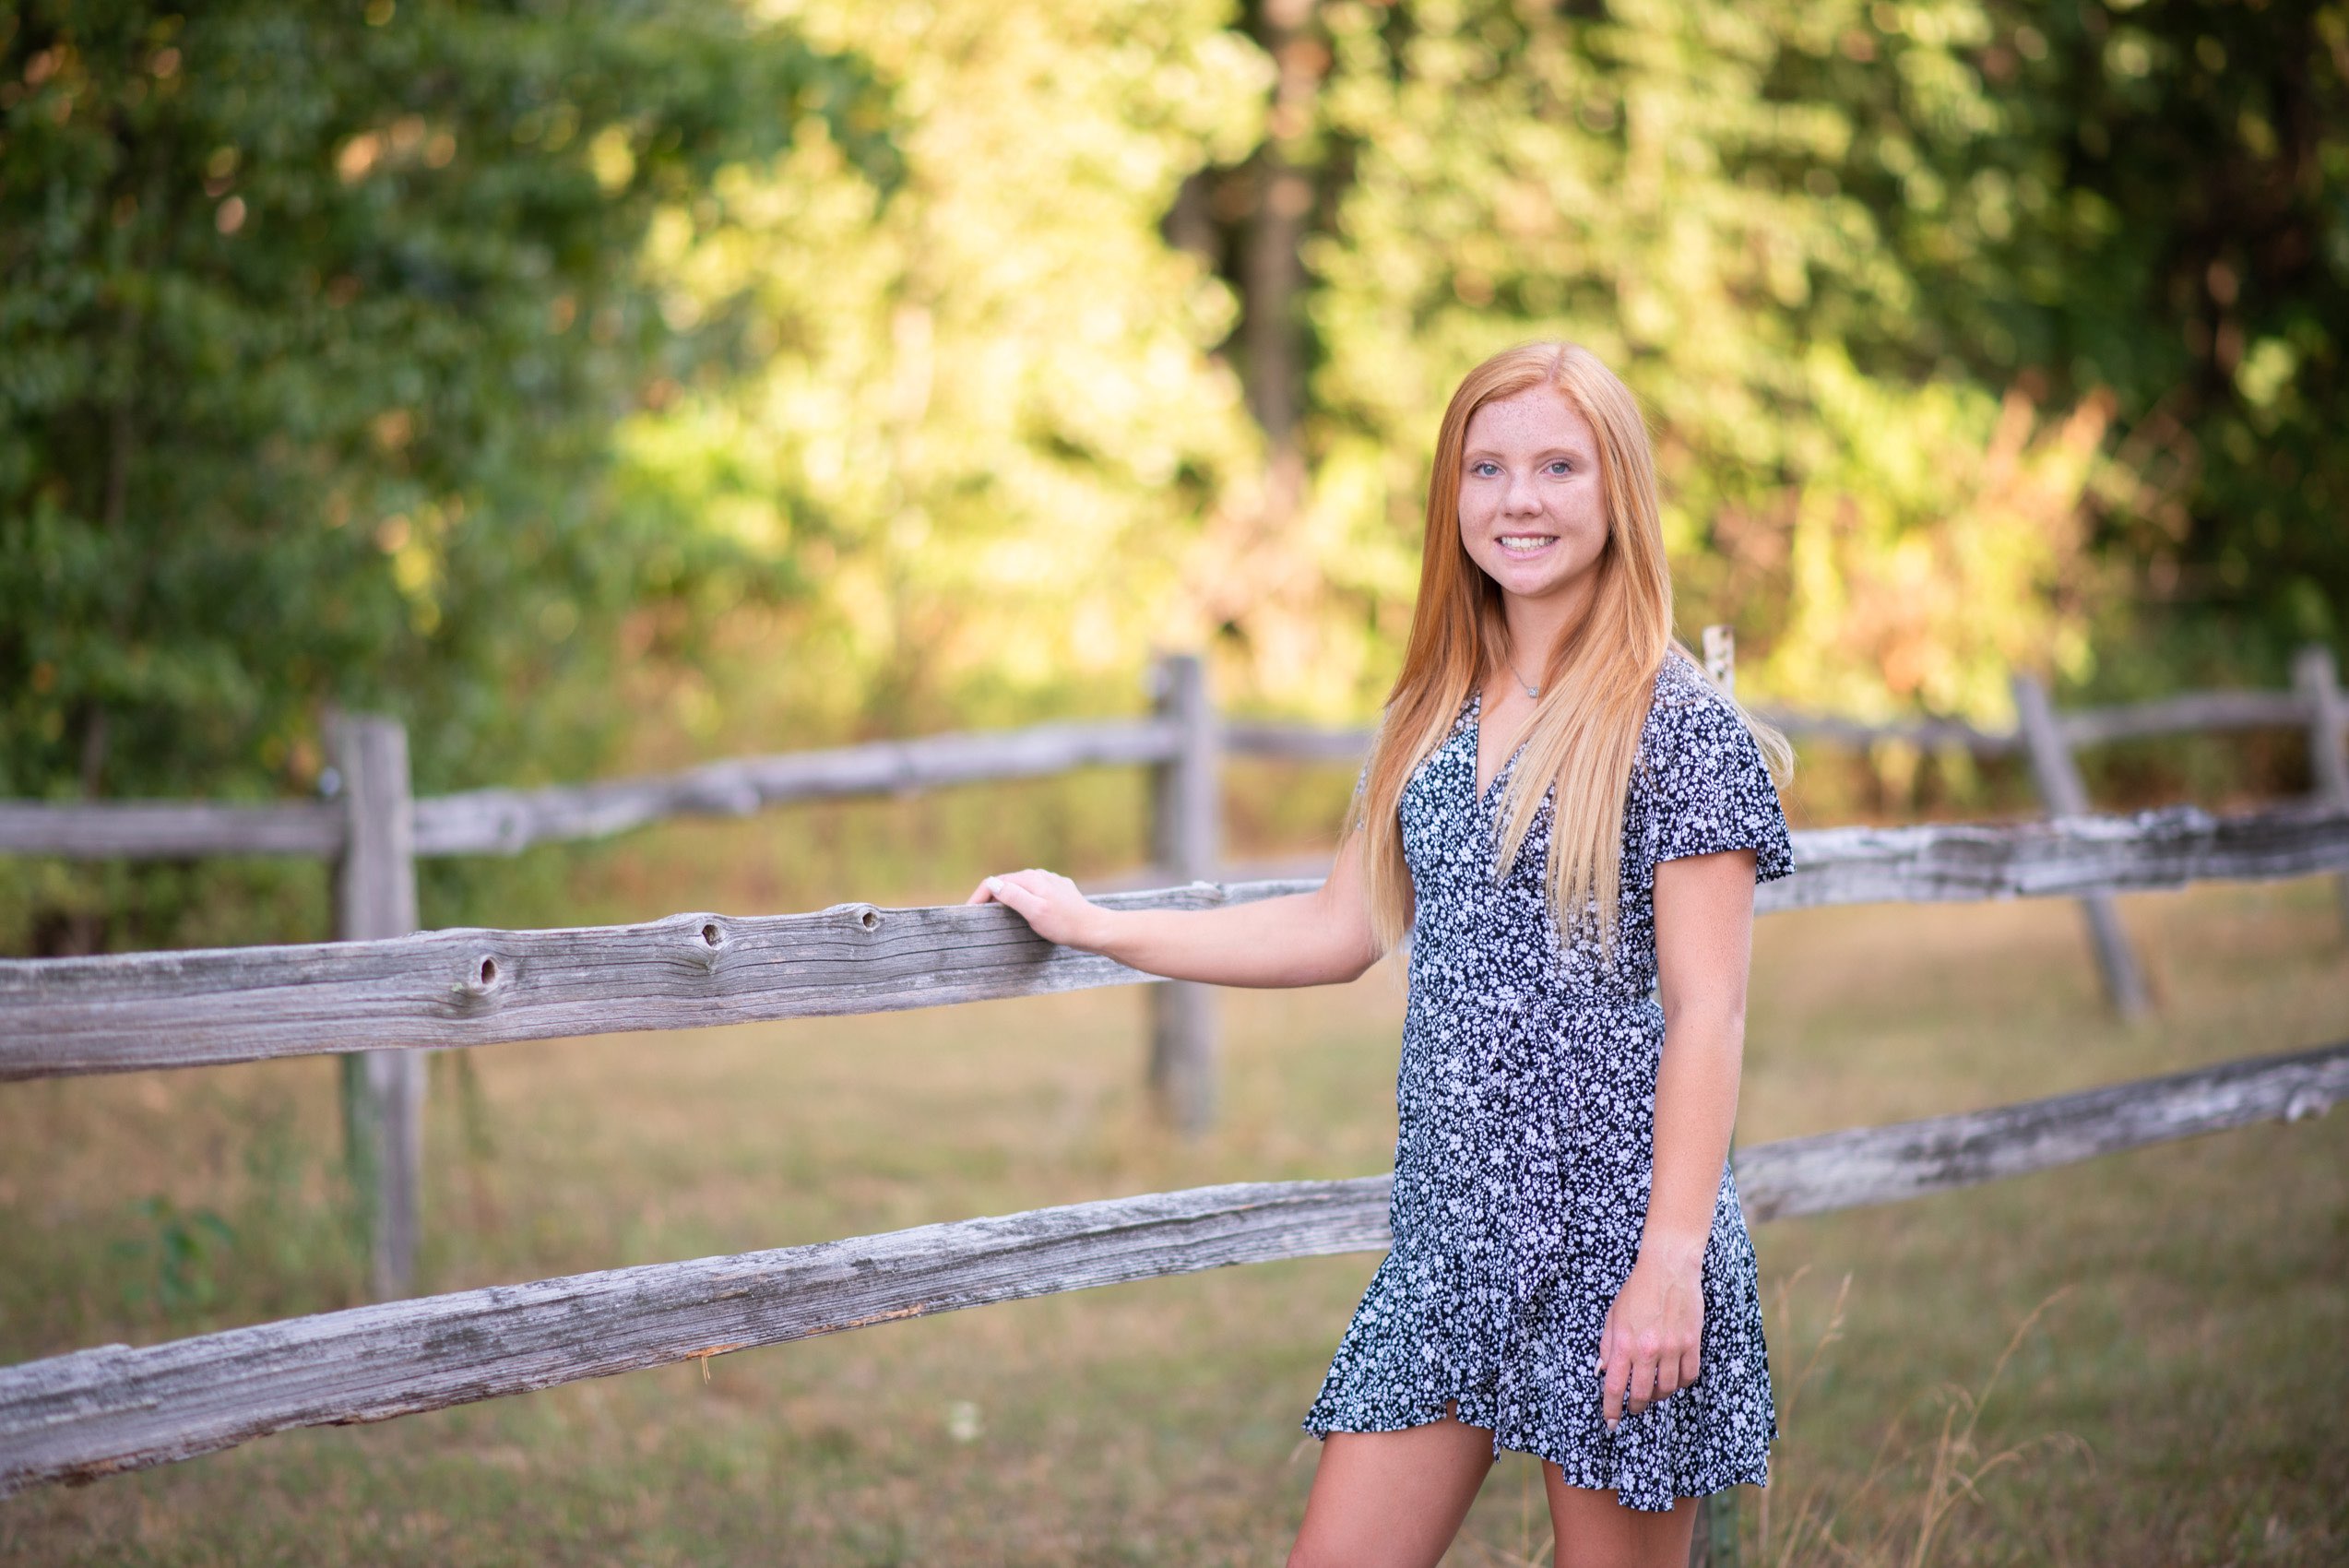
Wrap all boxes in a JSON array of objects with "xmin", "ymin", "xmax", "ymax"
[{"xmin": 1300, "ymin": 1387, "xmax": 1776, "ymax": 1513}]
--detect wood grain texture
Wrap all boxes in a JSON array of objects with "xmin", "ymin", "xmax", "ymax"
[
  {"xmin": 3, "ymin": 1039, "xmax": 2340, "ymax": 1497},
  {"xmin": 6, "ymin": 806, "xmax": 2347, "ymax": 1082},
  {"xmin": 1171, "ymin": 802, "xmax": 2349, "ymax": 909},
  {"xmin": 1759, "ymin": 802, "xmax": 2349, "ymax": 911},
  {"xmin": 0, "ymin": 881, "xmax": 1320, "ymax": 1081},
  {"xmin": 409, "ymin": 719, "xmax": 1183, "ymax": 855},
  {"xmin": 1736, "ymin": 1039, "xmax": 2349, "ymax": 1221},
  {"xmin": 0, "ymin": 1177, "xmax": 1394, "ymax": 1498}
]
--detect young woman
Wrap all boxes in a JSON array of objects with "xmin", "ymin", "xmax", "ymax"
[{"xmin": 968, "ymin": 341, "xmax": 1795, "ymax": 1568}]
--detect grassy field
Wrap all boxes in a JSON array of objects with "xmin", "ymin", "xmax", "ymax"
[{"xmin": 3, "ymin": 869, "xmax": 2345, "ymax": 1566}]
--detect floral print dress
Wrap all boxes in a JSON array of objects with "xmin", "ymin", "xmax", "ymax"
[{"xmin": 1302, "ymin": 649, "xmax": 1796, "ymax": 1512}]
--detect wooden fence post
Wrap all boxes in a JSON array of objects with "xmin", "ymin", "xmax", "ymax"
[
  {"xmin": 1702, "ymin": 624, "xmax": 1735, "ymax": 699},
  {"xmin": 327, "ymin": 712, "xmax": 423, "ymax": 1300},
  {"xmin": 1146, "ymin": 653, "xmax": 1221, "ymax": 1134},
  {"xmin": 2292, "ymin": 644, "xmax": 2349, "ymax": 935},
  {"xmin": 2011, "ymin": 673, "xmax": 2151, "ymax": 1019},
  {"xmin": 1690, "ymin": 1491, "xmax": 1739, "ymax": 1568}
]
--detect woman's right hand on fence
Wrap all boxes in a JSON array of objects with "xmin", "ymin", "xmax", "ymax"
[
  {"xmin": 970, "ymin": 836, "xmax": 1383, "ymax": 988},
  {"xmin": 968, "ymin": 869, "xmax": 1109, "ymax": 952}
]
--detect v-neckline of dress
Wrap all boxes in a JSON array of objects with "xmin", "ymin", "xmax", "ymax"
[{"xmin": 1465, "ymin": 688, "xmax": 1530, "ymax": 807}]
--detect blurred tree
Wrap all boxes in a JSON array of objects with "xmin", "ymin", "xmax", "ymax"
[
  {"xmin": 1154, "ymin": 0, "xmax": 2121, "ymax": 723},
  {"xmin": 0, "ymin": 0, "xmax": 894, "ymax": 948},
  {"xmin": 1177, "ymin": 0, "xmax": 2343, "ymax": 717},
  {"xmin": 609, "ymin": 0, "xmax": 1274, "ymax": 746},
  {"xmin": 1826, "ymin": 0, "xmax": 2349, "ymax": 686}
]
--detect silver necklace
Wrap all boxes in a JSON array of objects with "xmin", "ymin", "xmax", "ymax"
[{"xmin": 1503, "ymin": 657, "xmax": 1540, "ymax": 699}]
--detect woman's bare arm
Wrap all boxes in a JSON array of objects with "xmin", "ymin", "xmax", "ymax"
[
  {"xmin": 966, "ymin": 829, "xmax": 1387, "ymax": 989},
  {"xmin": 1596, "ymin": 847, "xmax": 1758, "ymax": 1428}
]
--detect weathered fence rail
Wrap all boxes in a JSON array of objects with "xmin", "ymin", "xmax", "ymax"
[
  {"xmin": 1236, "ymin": 690, "xmax": 2331, "ymax": 761},
  {"xmin": 3, "ymin": 1037, "xmax": 2339, "ymax": 1500},
  {"xmin": 7, "ymin": 653, "xmax": 2343, "ymax": 863},
  {"xmin": 1733, "ymin": 1037, "xmax": 2349, "ymax": 1222},
  {"xmin": 0, "ymin": 882, "xmax": 1296, "ymax": 1081},
  {"xmin": 413, "ymin": 718, "xmax": 1188, "ymax": 858},
  {"xmin": 6, "ymin": 803, "xmax": 2345, "ymax": 1083},
  {"xmin": 0, "ymin": 801, "xmax": 347, "ymax": 859},
  {"xmin": 1741, "ymin": 685, "xmax": 2323, "ymax": 756},
  {"xmin": 1231, "ymin": 654, "xmax": 2348, "ymax": 761},
  {"xmin": 0, "ymin": 720, "xmax": 1187, "ymax": 862},
  {"xmin": 1762, "ymin": 800, "xmax": 2349, "ymax": 909}
]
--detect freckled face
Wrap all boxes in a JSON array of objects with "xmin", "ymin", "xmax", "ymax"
[{"xmin": 1457, "ymin": 386, "xmax": 1609, "ymax": 607}]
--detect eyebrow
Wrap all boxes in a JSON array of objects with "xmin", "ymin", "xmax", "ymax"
[{"xmin": 1462, "ymin": 445, "xmax": 1588, "ymax": 462}]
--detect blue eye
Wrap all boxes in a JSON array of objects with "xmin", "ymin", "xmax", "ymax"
[
  {"xmin": 1470, "ymin": 460, "xmax": 1500, "ymax": 477},
  {"xmin": 1548, "ymin": 459, "xmax": 1572, "ymax": 475}
]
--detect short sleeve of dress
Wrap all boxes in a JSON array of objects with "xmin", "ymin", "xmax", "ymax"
[{"xmin": 1644, "ymin": 674, "xmax": 1797, "ymax": 884}]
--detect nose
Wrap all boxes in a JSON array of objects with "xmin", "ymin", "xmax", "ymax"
[{"xmin": 1501, "ymin": 466, "xmax": 1543, "ymax": 517}]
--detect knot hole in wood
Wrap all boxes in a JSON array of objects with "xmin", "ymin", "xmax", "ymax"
[
  {"xmin": 452, "ymin": 953, "xmax": 504, "ymax": 1003},
  {"xmin": 859, "ymin": 908, "xmax": 880, "ymax": 932},
  {"xmin": 700, "ymin": 922, "xmax": 721, "ymax": 947}
]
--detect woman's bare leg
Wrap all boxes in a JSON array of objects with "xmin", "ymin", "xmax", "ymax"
[
  {"xmin": 1541, "ymin": 1466, "xmax": 1699, "ymax": 1568},
  {"xmin": 1287, "ymin": 1402, "xmax": 1497, "ymax": 1568}
]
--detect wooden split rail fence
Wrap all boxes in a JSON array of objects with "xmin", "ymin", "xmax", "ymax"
[
  {"xmin": 3, "ymin": 647, "xmax": 2345, "ymax": 1305},
  {"xmin": 0, "ymin": 657, "xmax": 1227, "ymax": 1300},
  {"xmin": 2, "ymin": 802, "xmax": 2348, "ymax": 1506},
  {"xmin": 4, "ymin": 663, "xmax": 2348, "ymax": 1559}
]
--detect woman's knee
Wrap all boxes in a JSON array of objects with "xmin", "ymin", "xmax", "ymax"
[
  {"xmin": 1291, "ymin": 1411, "xmax": 1498, "ymax": 1568},
  {"xmin": 1543, "ymin": 1474, "xmax": 1699, "ymax": 1568}
]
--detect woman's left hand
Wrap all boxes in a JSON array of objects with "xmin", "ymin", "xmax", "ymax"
[{"xmin": 1597, "ymin": 1242, "xmax": 1705, "ymax": 1430}]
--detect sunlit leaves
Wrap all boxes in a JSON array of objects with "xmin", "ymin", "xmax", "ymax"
[
  {"xmin": 0, "ymin": 0, "xmax": 896, "ymax": 809},
  {"xmin": 611, "ymin": 0, "xmax": 1270, "ymax": 731}
]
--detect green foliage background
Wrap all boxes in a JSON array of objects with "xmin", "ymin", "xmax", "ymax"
[
  {"xmin": 3, "ymin": 0, "xmax": 2344, "ymax": 951},
  {"xmin": 2, "ymin": 0, "xmax": 895, "ymax": 794}
]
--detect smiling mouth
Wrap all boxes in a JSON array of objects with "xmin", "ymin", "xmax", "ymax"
[{"xmin": 1497, "ymin": 535, "xmax": 1557, "ymax": 553}]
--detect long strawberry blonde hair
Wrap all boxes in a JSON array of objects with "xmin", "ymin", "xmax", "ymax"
[{"xmin": 1345, "ymin": 340, "xmax": 1788, "ymax": 958}]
